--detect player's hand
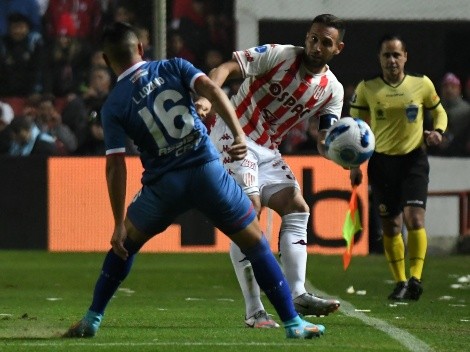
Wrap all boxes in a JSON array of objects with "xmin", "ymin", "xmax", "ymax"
[
  {"xmin": 350, "ymin": 167, "xmax": 363, "ymax": 187},
  {"xmin": 424, "ymin": 130, "xmax": 443, "ymax": 146},
  {"xmin": 228, "ymin": 134, "xmax": 247, "ymax": 161},
  {"xmin": 194, "ymin": 97, "xmax": 212, "ymax": 119},
  {"xmin": 111, "ymin": 222, "xmax": 128, "ymax": 260}
]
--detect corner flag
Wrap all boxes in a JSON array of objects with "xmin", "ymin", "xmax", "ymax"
[{"xmin": 342, "ymin": 186, "xmax": 362, "ymax": 270}]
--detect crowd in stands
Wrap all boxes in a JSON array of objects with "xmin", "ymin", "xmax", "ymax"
[
  {"xmin": 1, "ymin": 0, "xmax": 468, "ymax": 157},
  {"xmin": 0, "ymin": 0, "xmax": 234, "ymax": 157}
]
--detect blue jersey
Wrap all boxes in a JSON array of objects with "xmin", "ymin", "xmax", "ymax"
[{"xmin": 101, "ymin": 58, "xmax": 220, "ymax": 184}]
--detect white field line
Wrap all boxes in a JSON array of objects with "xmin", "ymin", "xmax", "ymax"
[{"xmin": 305, "ymin": 281, "xmax": 434, "ymax": 352}]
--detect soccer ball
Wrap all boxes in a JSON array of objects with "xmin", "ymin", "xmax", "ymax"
[{"xmin": 324, "ymin": 117, "xmax": 375, "ymax": 168}]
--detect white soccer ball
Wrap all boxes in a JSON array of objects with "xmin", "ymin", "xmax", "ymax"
[{"xmin": 325, "ymin": 117, "xmax": 375, "ymax": 168}]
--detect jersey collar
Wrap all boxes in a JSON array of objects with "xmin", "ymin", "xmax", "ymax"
[{"xmin": 117, "ymin": 61, "xmax": 147, "ymax": 82}]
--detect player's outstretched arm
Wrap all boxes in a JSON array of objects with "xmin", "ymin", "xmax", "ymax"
[{"xmin": 194, "ymin": 75, "xmax": 247, "ymax": 160}]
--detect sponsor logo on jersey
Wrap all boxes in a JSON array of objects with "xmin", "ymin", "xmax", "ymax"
[
  {"xmin": 254, "ymin": 45, "xmax": 268, "ymax": 53},
  {"xmin": 130, "ymin": 69, "xmax": 148, "ymax": 83},
  {"xmin": 241, "ymin": 159, "xmax": 257, "ymax": 171},
  {"xmin": 405, "ymin": 104, "xmax": 419, "ymax": 122},
  {"xmin": 268, "ymin": 82, "xmax": 311, "ymax": 117},
  {"xmin": 158, "ymin": 131, "xmax": 201, "ymax": 157},
  {"xmin": 218, "ymin": 133, "xmax": 232, "ymax": 141}
]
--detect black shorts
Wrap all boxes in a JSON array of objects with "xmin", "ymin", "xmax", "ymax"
[{"xmin": 368, "ymin": 148, "xmax": 429, "ymax": 218}]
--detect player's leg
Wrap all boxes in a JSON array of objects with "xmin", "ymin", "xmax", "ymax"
[
  {"xmin": 196, "ymin": 160, "xmax": 324, "ymax": 338},
  {"xmin": 368, "ymin": 152, "xmax": 408, "ymax": 300},
  {"xmin": 401, "ymin": 149, "xmax": 429, "ymax": 300},
  {"xmin": 64, "ymin": 174, "xmax": 187, "ymax": 338},
  {"xmin": 63, "ymin": 217, "xmax": 149, "ymax": 338},
  {"xmin": 261, "ymin": 155, "xmax": 340, "ymax": 317},
  {"xmin": 211, "ymin": 124, "xmax": 277, "ymax": 327},
  {"xmin": 403, "ymin": 206, "xmax": 426, "ymax": 300}
]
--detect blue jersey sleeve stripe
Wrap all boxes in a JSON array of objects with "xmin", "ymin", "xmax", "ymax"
[{"xmin": 106, "ymin": 147, "xmax": 126, "ymax": 155}]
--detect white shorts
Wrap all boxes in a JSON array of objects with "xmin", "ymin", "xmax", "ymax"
[{"xmin": 210, "ymin": 117, "xmax": 300, "ymax": 206}]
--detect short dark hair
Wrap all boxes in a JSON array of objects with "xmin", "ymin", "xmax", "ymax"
[
  {"xmin": 101, "ymin": 22, "xmax": 139, "ymax": 65},
  {"xmin": 312, "ymin": 14, "xmax": 346, "ymax": 42},
  {"xmin": 7, "ymin": 12, "xmax": 31, "ymax": 27},
  {"xmin": 378, "ymin": 34, "xmax": 407, "ymax": 53}
]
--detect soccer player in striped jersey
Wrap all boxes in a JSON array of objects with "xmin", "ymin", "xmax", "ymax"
[
  {"xmin": 63, "ymin": 22, "xmax": 324, "ymax": 339},
  {"xmin": 196, "ymin": 14, "xmax": 344, "ymax": 327},
  {"xmin": 349, "ymin": 34, "xmax": 448, "ymax": 301}
]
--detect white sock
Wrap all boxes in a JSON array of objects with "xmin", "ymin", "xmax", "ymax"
[
  {"xmin": 279, "ymin": 212, "xmax": 309, "ymax": 299},
  {"xmin": 229, "ymin": 242, "xmax": 264, "ymax": 318}
]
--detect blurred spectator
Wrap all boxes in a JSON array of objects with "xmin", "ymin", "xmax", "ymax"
[
  {"xmin": 0, "ymin": 13, "xmax": 45, "ymax": 97},
  {"xmin": 44, "ymin": 0, "xmax": 102, "ymax": 44},
  {"xmin": 0, "ymin": 0, "xmax": 42, "ymax": 37},
  {"xmin": 42, "ymin": 24, "xmax": 93, "ymax": 97},
  {"xmin": 9, "ymin": 115, "xmax": 57, "ymax": 156},
  {"xmin": 342, "ymin": 83, "xmax": 356, "ymax": 117},
  {"xmin": 464, "ymin": 77, "xmax": 470, "ymax": 103},
  {"xmin": 433, "ymin": 73, "xmax": 470, "ymax": 156},
  {"xmin": 167, "ymin": 30, "xmax": 197, "ymax": 63},
  {"xmin": 36, "ymin": 94, "xmax": 78, "ymax": 155},
  {"xmin": 170, "ymin": 0, "xmax": 210, "ymax": 66},
  {"xmin": 111, "ymin": 1, "xmax": 137, "ymax": 25},
  {"xmin": 200, "ymin": 48, "xmax": 224, "ymax": 74},
  {"xmin": 0, "ymin": 101, "xmax": 14, "ymax": 154}
]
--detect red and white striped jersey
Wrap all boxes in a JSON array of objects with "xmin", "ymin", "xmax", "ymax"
[{"xmin": 231, "ymin": 44, "xmax": 344, "ymax": 149}]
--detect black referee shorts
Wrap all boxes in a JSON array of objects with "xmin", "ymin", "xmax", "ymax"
[{"xmin": 368, "ymin": 147, "xmax": 430, "ymax": 218}]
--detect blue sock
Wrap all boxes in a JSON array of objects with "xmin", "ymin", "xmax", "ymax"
[
  {"xmin": 89, "ymin": 238, "xmax": 142, "ymax": 314},
  {"xmin": 242, "ymin": 236, "xmax": 298, "ymax": 322}
]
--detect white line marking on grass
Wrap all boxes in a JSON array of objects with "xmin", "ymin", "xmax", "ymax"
[
  {"xmin": 5, "ymin": 342, "xmax": 322, "ymax": 347},
  {"xmin": 306, "ymin": 281, "xmax": 434, "ymax": 352}
]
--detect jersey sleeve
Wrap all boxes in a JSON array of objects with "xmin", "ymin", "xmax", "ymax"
[
  {"xmin": 349, "ymin": 80, "xmax": 370, "ymax": 119},
  {"xmin": 233, "ymin": 44, "xmax": 287, "ymax": 78},
  {"xmin": 175, "ymin": 58, "xmax": 206, "ymax": 93},
  {"xmin": 101, "ymin": 103, "xmax": 127, "ymax": 155},
  {"xmin": 422, "ymin": 75, "xmax": 441, "ymax": 109},
  {"xmin": 318, "ymin": 80, "xmax": 344, "ymax": 118}
]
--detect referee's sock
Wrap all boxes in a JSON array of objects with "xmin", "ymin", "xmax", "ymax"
[
  {"xmin": 383, "ymin": 233, "xmax": 407, "ymax": 283},
  {"xmin": 407, "ymin": 228, "xmax": 427, "ymax": 281}
]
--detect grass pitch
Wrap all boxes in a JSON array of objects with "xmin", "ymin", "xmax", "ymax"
[{"xmin": 0, "ymin": 251, "xmax": 469, "ymax": 351}]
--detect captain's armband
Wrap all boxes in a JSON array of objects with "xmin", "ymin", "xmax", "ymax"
[{"xmin": 319, "ymin": 114, "xmax": 339, "ymax": 131}]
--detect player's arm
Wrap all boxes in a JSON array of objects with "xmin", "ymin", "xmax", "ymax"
[
  {"xmin": 194, "ymin": 59, "xmax": 242, "ymax": 118},
  {"xmin": 106, "ymin": 153, "xmax": 129, "ymax": 259},
  {"xmin": 194, "ymin": 74, "xmax": 247, "ymax": 160},
  {"xmin": 317, "ymin": 114, "xmax": 339, "ymax": 157}
]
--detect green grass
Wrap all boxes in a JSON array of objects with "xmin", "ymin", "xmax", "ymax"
[{"xmin": 0, "ymin": 251, "xmax": 469, "ymax": 351}]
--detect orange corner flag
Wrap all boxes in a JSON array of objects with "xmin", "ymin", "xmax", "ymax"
[{"xmin": 342, "ymin": 186, "xmax": 362, "ymax": 270}]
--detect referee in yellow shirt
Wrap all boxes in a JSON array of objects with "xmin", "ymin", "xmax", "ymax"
[{"xmin": 349, "ymin": 34, "xmax": 447, "ymax": 301}]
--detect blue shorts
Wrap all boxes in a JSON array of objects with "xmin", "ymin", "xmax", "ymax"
[{"xmin": 127, "ymin": 159, "xmax": 256, "ymax": 236}]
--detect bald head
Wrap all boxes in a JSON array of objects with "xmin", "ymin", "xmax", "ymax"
[{"xmin": 102, "ymin": 22, "xmax": 143, "ymax": 73}]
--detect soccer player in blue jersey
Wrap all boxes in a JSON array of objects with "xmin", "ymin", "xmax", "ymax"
[{"xmin": 63, "ymin": 22, "xmax": 323, "ymax": 339}]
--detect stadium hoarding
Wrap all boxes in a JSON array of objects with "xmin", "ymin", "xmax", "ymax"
[{"xmin": 48, "ymin": 156, "xmax": 369, "ymax": 255}]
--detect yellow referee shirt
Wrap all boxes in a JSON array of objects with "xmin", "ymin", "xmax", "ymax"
[{"xmin": 349, "ymin": 73, "xmax": 447, "ymax": 155}]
